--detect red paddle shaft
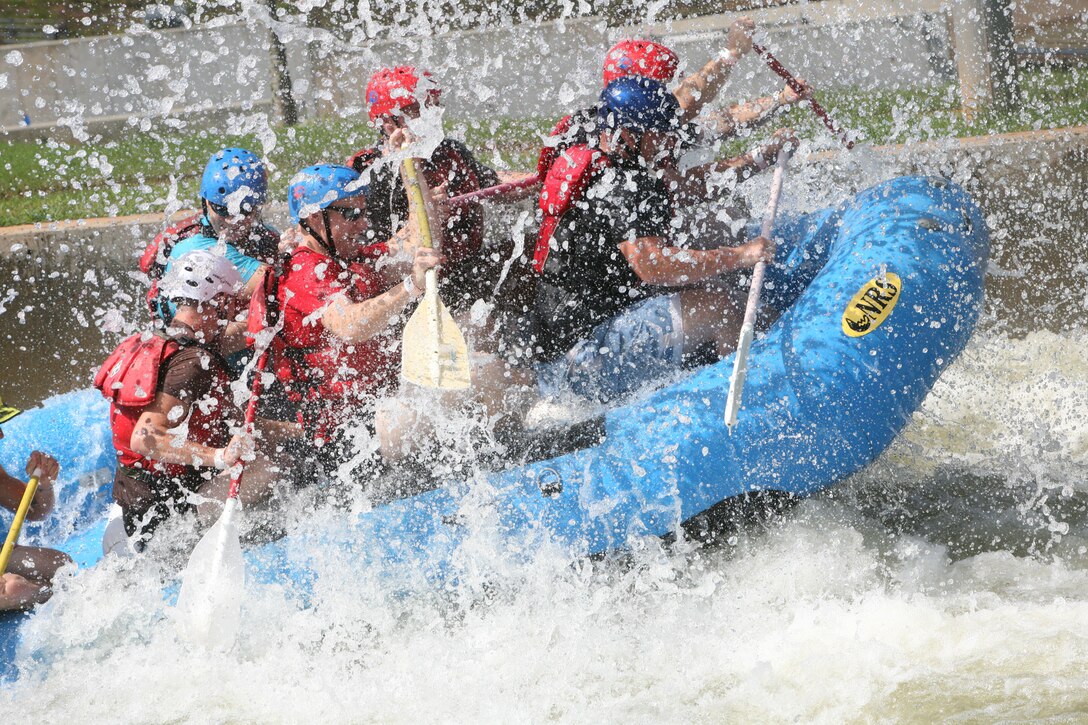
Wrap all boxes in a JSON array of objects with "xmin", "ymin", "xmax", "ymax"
[
  {"xmin": 225, "ymin": 349, "xmax": 270, "ymax": 500},
  {"xmin": 753, "ymin": 44, "xmax": 855, "ymax": 150},
  {"xmin": 448, "ymin": 175, "xmax": 541, "ymax": 208}
]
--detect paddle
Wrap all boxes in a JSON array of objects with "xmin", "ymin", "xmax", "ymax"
[
  {"xmin": 0, "ymin": 469, "xmax": 41, "ymax": 576},
  {"xmin": 724, "ymin": 148, "xmax": 790, "ymax": 431},
  {"xmin": 175, "ymin": 348, "xmax": 270, "ymax": 649},
  {"xmin": 448, "ymin": 175, "xmax": 541, "ymax": 208},
  {"xmin": 400, "ymin": 157, "xmax": 472, "ymax": 390},
  {"xmin": 753, "ymin": 43, "xmax": 855, "ymax": 150}
]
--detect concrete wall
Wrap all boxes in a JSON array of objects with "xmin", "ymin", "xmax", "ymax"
[
  {"xmin": 311, "ymin": 4, "xmax": 956, "ymax": 124},
  {"xmin": 310, "ymin": 17, "xmax": 613, "ymax": 122},
  {"xmin": 2, "ymin": 0, "xmax": 1081, "ymax": 142},
  {"xmin": 0, "ymin": 1, "xmax": 964, "ymax": 141},
  {"xmin": 653, "ymin": 0, "xmax": 956, "ymax": 100},
  {"xmin": 0, "ymin": 20, "xmax": 302, "ymax": 139}
]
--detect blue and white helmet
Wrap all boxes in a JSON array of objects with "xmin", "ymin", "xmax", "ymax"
[
  {"xmin": 287, "ymin": 164, "xmax": 369, "ymax": 224},
  {"xmin": 200, "ymin": 147, "xmax": 268, "ymax": 214}
]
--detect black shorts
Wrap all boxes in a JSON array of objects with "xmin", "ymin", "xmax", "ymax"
[{"xmin": 114, "ymin": 465, "xmax": 206, "ymax": 540}]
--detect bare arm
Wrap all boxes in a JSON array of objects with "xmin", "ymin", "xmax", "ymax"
[
  {"xmin": 670, "ymin": 149, "xmax": 764, "ymax": 201},
  {"xmin": 322, "ymin": 246, "xmax": 444, "ymax": 343},
  {"xmin": 0, "ymin": 451, "xmax": 58, "ymax": 522},
  {"xmin": 674, "ymin": 58, "xmax": 737, "ymax": 122},
  {"xmin": 707, "ymin": 80, "xmax": 813, "ymax": 137},
  {"xmin": 618, "ymin": 235, "xmax": 774, "ymax": 287},
  {"xmin": 219, "ymin": 270, "xmax": 268, "ymax": 355},
  {"xmin": 321, "ymin": 285, "xmax": 415, "ymax": 344},
  {"xmin": 493, "ymin": 171, "xmax": 542, "ymax": 203},
  {"xmin": 671, "ymin": 128, "xmax": 798, "ymax": 202},
  {"xmin": 254, "ymin": 417, "xmax": 303, "ymax": 446},
  {"xmin": 673, "ymin": 17, "xmax": 754, "ymax": 121},
  {"xmin": 130, "ymin": 393, "xmax": 233, "ymax": 469}
]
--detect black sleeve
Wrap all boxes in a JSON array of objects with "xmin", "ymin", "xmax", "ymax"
[
  {"xmin": 612, "ymin": 176, "xmax": 672, "ymax": 241},
  {"xmin": 446, "ymin": 139, "xmax": 500, "ymax": 188}
]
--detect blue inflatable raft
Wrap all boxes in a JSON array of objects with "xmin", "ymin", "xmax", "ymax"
[{"xmin": 0, "ymin": 176, "xmax": 989, "ymax": 677}]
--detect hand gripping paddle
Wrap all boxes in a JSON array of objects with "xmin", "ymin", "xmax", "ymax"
[
  {"xmin": 724, "ymin": 149, "xmax": 790, "ymax": 431},
  {"xmin": 400, "ymin": 158, "xmax": 472, "ymax": 390},
  {"xmin": 0, "ymin": 469, "xmax": 41, "ymax": 576}
]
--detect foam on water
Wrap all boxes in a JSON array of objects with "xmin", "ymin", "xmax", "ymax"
[{"xmin": 4, "ymin": 327, "xmax": 1088, "ymax": 722}]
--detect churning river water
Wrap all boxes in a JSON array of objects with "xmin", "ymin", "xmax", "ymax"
[{"xmin": 1, "ymin": 145, "xmax": 1087, "ymax": 722}]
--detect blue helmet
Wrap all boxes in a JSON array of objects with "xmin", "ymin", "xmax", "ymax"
[
  {"xmin": 597, "ymin": 77, "xmax": 680, "ymax": 133},
  {"xmin": 287, "ymin": 164, "xmax": 369, "ymax": 225},
  {"xmin": 200, "ymin": 147, "xmax": 267, "ymax": 213}
]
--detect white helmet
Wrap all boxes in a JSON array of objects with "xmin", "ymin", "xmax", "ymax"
[{"xmin": 159, "ymin": 249, "xmax": 243, "ymax": 303}]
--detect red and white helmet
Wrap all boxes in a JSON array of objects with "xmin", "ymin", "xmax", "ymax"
[
  {"xmin": 603, "ymin": 39, "xmax": 679, "ymax": 85},
  {"xmin": 365, "ymin": 66, "xmax": 442, "ymax": 123},
  {"xmin": 160, "ymin": 249, "xmax": 243, "ymax": 303}
]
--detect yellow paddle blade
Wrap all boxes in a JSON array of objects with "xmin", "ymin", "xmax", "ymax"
[{"xmin": 402, "ymin": 292, "xmax": 471, "ymax": 390}]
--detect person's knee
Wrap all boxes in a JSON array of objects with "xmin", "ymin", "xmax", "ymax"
[
  {"xmin": 375, "ymin": 405, "xmax": 416, "ymax": 465},
  {"xmin": 9, "ymin": 546, "xmax": 71, "ymax": 583},
  {"xmin": 51, "ymin": 548, "xmax": 74, "ymax": 570}
]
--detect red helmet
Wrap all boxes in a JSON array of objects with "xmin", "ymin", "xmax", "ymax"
[
  {"xmin": 365, "ymin": 66, "xmax": 441, "ymax": 123},
  {"xmin": 603, "ymin": 39, "xmax": 679, "ymax": 85}
]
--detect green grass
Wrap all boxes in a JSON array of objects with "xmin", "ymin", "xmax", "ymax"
[
  {"xmin": 1, "ymin": 67, "xmax": 1084, "ymax": 228},
  {"xmin": 0, "ymin": 116, "xmax": 550, "ymax": 227},
  {"xmin": 0, "ymin": 118, "xmax": 382, "ymax": 226}
]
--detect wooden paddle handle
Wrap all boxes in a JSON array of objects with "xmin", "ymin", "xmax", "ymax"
[
  {"xmin": 0, "ymin": 471, "xmax": 41, "ymax": 575},
  {"xmin": 753, "ymin": 44, "xmax": 854, "ymax": 150},
  {"xmin": 743, "ymin": 149, "xmax": 790, "ymax": 324},
  {"xmin": 402, "ymin": 158, "xmax": 436, "ymax": 251}
]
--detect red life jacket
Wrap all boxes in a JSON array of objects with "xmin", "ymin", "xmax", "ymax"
[
  {"xmin": 536, "ymin": 115, "xmax": 575, "ymax": 181},
  {"xmin": 533, "ymin": 144, "xmax": 611, "ymax": 273},
  {"xmin": 258, "ymin": 246, "xmax": 399, "ymax": 439},
  {"xmin": 139, "ymin": 214, "xmax": 203, "ymax": 279},
  {"xmin": 139, "ymin": 214, "xmax": 203, "ymax": 319},
  {"xmin": 94, "ymin": 333, "xmax": 232, "ymax": 475}
]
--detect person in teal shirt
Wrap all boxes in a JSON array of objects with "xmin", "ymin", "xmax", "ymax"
[{"xmin": 159, "ymin": 148, "xmax": 281, "ymax": 358}]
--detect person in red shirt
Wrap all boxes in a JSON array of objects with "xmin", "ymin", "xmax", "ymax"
[
  {"xmin": 0, "ymin": 399, "xmax": 70, "ymax": 611},
  {"xmin": 258, "ymin": 164, "xmax": 442, "ymax": 486}
]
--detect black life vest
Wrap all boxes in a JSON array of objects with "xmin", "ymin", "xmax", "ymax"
[{"xmin": 533, "ymin": 144, "xmax": 611, "ymax": 273}]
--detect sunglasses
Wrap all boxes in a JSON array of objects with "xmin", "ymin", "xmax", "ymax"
[
  {"xmin": 326, "ymin": 204, "xmax": 366, "ymax": 222},
  {"xmin": 208, "ymin": 200, "xmax": 258, "ymax": 218}
]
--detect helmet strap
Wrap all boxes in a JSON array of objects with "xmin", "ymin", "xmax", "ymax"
[
  {"xmin": 299, "ymin": 212, "xmax": 339, "ymax": 261},
  {"xmin": 321, "ymin": 209, "xmax": 337, "ymax": 260},
  {"xmin": 199, "ymin": 199, "xmax": 215, "ymax": 235}
]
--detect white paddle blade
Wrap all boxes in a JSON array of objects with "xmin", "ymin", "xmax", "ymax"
[
  {"xmin": 402, "ymin": 293, "xmax": 471, "ymax": 390},
  {"xmin": 724, "ymin": 323, "xmax": 757, "ymax": 431},
  {"xmin": 176, "ymin": 497, "xmax": 245, "ymax": 650}
]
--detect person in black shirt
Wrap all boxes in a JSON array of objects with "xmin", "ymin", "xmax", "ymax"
[
  {"xmin": 538, "ymin": 20, "xmax": 812, "ymax": 192},
  {"xmin": 348, "ymin": 67, "xmax": 538, "ymax": 352},
  {"xmin": 531, "ymin": 77, "xmax": 786, "ymax": 404}
]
